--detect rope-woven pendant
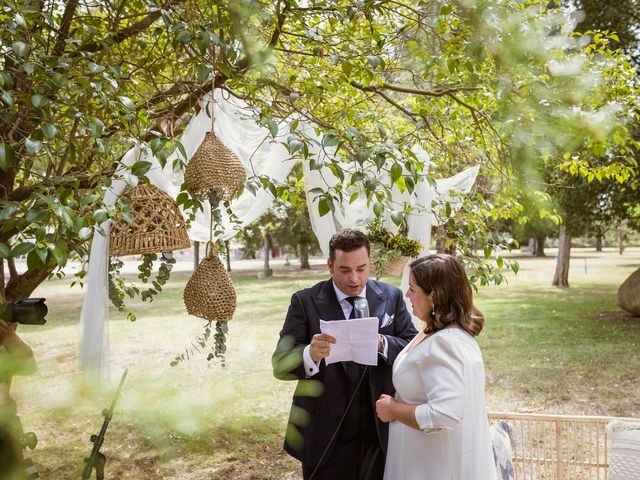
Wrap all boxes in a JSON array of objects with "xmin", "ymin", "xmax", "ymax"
[
  {"xmin": 183, "ymin": 243, "xmax": 236, "ymax": 322},
  {"xmin": 109, "ymin": 184, "xmax": 191, "ymax": 256},
  {"xmin": 183, "ymin": 132, "xmax": 246, "ymax": 201}
]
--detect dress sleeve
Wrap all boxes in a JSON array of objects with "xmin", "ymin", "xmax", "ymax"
[{"xmin": 413, "ymin": 333, "xmax": 466, "ymax": 433}]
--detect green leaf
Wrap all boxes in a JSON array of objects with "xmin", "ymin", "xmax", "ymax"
[
  {"xmin": 196, "ymin": 64, "xmax": 211, "ymax": 83},
  {"xmin": 88, "ymin": 117, "xmax": 104, "ymax": 137},
  {"xmin": 27, "ymin": 250, "xmax": 45, "ymax": 270},
  {"xmin": 12, "ymin": 242, "xmax": 35, "ymax": 257},
  {"xmin": 124, "ymin": 172, "xmax": 139, "ymax": 188},
  {"xmin": 78, "ymin": 227, "xmax": 93, "ymax": 240},
  {"xmin": 12, "ymin": 41, "xmax": 29, "ymax": 57},
  {"xmin": 367, "ymin": 55, "xmax": 381, "ymax": 69},
  {"xmin": 0, "ymin": 143, "xmax": 15, "ymax": 171},
  {"xmin": 118, "ymin": 96, "xmax": 135, "ymax": 111},
  {"xmin": 390, "ymin": 210, "xmax": 404, "ymax": 226},
  {"xmin": 25, "ymin": 138, "xmax": 43, "ymax": 154},
  {"xmin": 267, "ymin": 120, "xmax": 278, "ymax": 138},
  {"xmin": 1, "ymin": 91, "xmax": 13, "ymax": 106},
  {"xmin": 31, "ymin": 94, "xmax": 50, "ymax": 108},
  {"xmin": 26, "ymin": 208, "xmax": 48, "ymax": 223},
  {"xmin": 318, "ymin": 197, "xmax": 332, "ymax": 217},
  {"xmin": 373, "ymin": 202, "xmax": 384, "ymax": 217},
  {"xmin": 341, "ymin": 61, "xmax": 353, "ymax": 77},
  {"xmin": 50, "ymin": 243, "xmax": 68, "ymax": 267},
  {"xmin": 175, "ymin": 30, "xmax": 193, "ymax": 43},
  {"xmin": 440, "ymin": 4, "xmax": 454, "ymax": 15},
  {"xmin": 483, "ymin": 245, "xmax": 492, "ymax": 259},
  {"xmin": 89, "ymin": 62, "xmax": 105, "ymax": 73},
  {"xmin": 131, "ymin": 161, "xmax": 152, "ymax": 177},
  {"xmin": 0, "ymin": 243, "xmax": 10, "ymax": 259},
  {"xmin": 390, "ymin": 163, "xmax": 402, "ymax": 183},
  {"xmin": 41, "ymin": 123, "xmax": 57, "ymax": 139},
  {"xmin": 322, "ymin": 133, "xmax": 339, "ymax": 147}
]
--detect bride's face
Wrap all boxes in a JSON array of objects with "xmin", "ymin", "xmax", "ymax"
[{"xmin": 405, "ymin": 272, "xmax": 433, "ymax": 321}]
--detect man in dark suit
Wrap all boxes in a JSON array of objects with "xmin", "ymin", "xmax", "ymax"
[{"xmin": 272, "ymin": 229, "xmax": 417, "ymax": 480}]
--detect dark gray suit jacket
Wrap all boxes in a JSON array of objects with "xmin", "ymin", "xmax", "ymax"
[{"xmin": 272, "ymin": 278, "xmax": 418, "ymax": 468}]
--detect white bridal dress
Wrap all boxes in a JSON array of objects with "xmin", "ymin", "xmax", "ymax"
[{"xmin": 384, "ymin": 328, "xmax": 498, "ymax": 480}]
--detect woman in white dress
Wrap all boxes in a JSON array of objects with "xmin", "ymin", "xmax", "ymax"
[{"xmin": 375, "ymin": 254, "xmax": 497, "ymax": 480}]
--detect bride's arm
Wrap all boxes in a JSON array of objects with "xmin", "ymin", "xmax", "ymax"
[{"xmin": 375, "ymin": 394, "xmax": 420, "ymax": 429}]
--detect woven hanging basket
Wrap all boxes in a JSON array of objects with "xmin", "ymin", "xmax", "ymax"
[
  {"xmin": 183, "ymin": 243, "xmax": 236, "ymax": 322},
  {"xmin": 383, "ymin": 255, "xmax": 411, "ymax": 276},
  {"xmin": 183, "ymin": 132, "xmax": 246, "ymax": 201},
  {"xmin": 109, "ymin": 184, "xmax": 191, "ymax": 257}
]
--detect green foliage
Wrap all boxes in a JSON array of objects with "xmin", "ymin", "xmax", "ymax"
[{"xmin": 0, "ymin": 0, "xmax": 638, "ymax": 341}]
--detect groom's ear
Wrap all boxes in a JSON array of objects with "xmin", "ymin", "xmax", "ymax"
[{"xmin": 327, "ymin": 258, "xmax": 334, "ymax": 274}]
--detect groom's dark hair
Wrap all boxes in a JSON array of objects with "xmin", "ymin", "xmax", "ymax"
[{"xmin": 329, "ymin": 229, "xmax": 370, "ymax": 261}]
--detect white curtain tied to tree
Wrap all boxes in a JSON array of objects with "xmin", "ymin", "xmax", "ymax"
[
  {"xmin": 80, "ymin": 91, "xmax": 295, "ymax": 378},
  {"xmin": 80, "ymin": 90, "xmax": 479, "ymax": 379}
]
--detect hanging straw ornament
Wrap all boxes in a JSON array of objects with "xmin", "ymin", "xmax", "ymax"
[
  {"xmin": 183, "ymin": 241, "xmax": 236, "ymax": 322},
  {"xmin": 183, "ymin": 93, "xmax": 246, "ymax": 200},
  {"xmin": 109, "ymin": 183, "xmax": 191, "ymax": 256}
]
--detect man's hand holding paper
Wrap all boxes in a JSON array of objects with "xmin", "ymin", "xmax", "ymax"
[{"xmin": 319, "ymin": 317, "xmax": 379, "ymax": 366}]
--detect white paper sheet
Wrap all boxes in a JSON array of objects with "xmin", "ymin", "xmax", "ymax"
[{"xmin": 319, "ymin": 317, "xmax": 379, "ymax": 366}]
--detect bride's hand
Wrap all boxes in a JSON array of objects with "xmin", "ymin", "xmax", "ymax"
[{"xmin": 376, "ymin": 394, "xmax": 396, "ymax": 422}]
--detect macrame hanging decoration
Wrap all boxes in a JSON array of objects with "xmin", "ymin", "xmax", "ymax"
[
  {"xmin": 109, "ymin": 183, "xmax": 191, "ymax": 256},
  {"xmin": 183, "ymin": 97, "xmax": 246, "ymax": 200},
  {"xmin": 183, "ymin": 241, "xmax": 236, "ymax": 322}
]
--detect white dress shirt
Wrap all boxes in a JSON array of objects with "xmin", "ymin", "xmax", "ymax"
[{"xmin": 302, "ymin": 283, "xmax": 388, "ymax": 377}]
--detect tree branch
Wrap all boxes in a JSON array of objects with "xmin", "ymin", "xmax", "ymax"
[
  {"xmin": 74, "ymin": 8, "xmax": 163, "ymax": 55},
  {"xmin": 350, "ymin": 80, "xmax": 480, "ymax": 97},
  {"xmin": 5, "ymin": 267, "xmax": 55, "ymax": 301},
  {"xmin": 51, "ymin": 0, "xmax": 79, "ymax": 57},
  {"xmin": 9, "ymin": 173, "xmax": 95, "ymax": 203}
]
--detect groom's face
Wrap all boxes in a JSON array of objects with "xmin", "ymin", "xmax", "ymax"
[{"xmin": 328, "ymin": 246, "xmax": 370, "ymax": 297}]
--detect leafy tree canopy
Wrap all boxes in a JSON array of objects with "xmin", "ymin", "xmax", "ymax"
[{"xmin": 1, "ymin": 0, "xmax": 638, "ymax": 304}]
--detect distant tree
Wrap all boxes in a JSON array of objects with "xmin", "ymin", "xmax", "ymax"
[
  {"xmin": 510, "ymin": 191, "xmax": 559, "ymax": 257},
  {"xmin": 255, "ymin": 166, "xmax": 319, "ymax": 269},
  {"xmin": 570, "ymin": 0, "xmax": 640, "ymax": 69}
]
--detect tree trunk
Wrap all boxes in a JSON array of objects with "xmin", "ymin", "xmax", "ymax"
[
  {"xmin": 263, "ymin": 233, "xmax": 271, "ymax": 271},
  {"xmin": 258, "ymin": 232, "xmax": 273, "ymax": 277},
  {"xmin": 552, "ymin": 225, "xmax": 571, "ymax": 287},
  {"xmin": 435, "ymin": 226, "xmax": 445, "ymax": 253},
  {"xmin": 299, "ymin": 242, "xmax": 310, "ymax": 269},
  {"xmin": 595, "ymin": 236, "xmax": 603, "ymax": 252},
  {"xmin": 618, "ymin": 224, "xmax": 626, "ymax": 255},
  {"xmin": 225, "ymin": 240, "xmax": 231, "ymax": 272},
  {"xmin": 193, "ymin": 241, "xmax": 200, "ymax": 271},
  {"xmin": 534, "ymin": 235, "xmax": 546, "ymax": 257},
  {"xmin": 5, "ymin": 268, "xmax": 55, "ymax": 301}
]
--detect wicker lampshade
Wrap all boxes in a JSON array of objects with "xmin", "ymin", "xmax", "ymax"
[
  {"xmin": 183, "ymin": 243, "xmax": 236, "ymax": 322},
  {"xmin": 183, "ymin": 132, "xmax": 246, "ymax": 201},
  {"xmin": 109, "ymin": 184, "xmax": 191, "ymax": 256}
]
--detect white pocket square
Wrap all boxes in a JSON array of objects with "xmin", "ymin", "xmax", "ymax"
[{"xmin": 380, "ymin": 313, "xmax": 394, "ymax": 328}]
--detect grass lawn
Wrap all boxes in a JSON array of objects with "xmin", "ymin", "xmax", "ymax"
[{"xmin": 9, "ymin": 247, "xmax": 640, "ymax": 479}]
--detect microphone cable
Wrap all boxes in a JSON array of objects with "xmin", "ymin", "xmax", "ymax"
[{"xmin": 308, "ymin": 365, "xmax": 369, "ymax": 480}]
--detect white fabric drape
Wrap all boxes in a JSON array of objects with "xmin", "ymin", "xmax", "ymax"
[
  {"xmin": 79, "ymin": 91, "xmax": 294, "ymax": 379},
  {"xmin": 79, "ymin": 89, "xmax": 480, "ymax": 380}
]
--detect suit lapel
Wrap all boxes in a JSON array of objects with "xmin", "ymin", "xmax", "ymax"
[
  {"xmin": 366, "ymin": 280, "xmax": 388, "ymax": 327},
  {"xmin": 312, "ymin": 280, "xmax": 346, "ymax": 322}
]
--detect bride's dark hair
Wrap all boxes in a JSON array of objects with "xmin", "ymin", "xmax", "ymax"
[{"xmin": 409, "ymin": 254, "xmax": 484, "ymax": 336}]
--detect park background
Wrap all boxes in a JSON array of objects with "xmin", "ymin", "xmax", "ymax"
[
  {"xmin": 2, "ymin": 0, "xmax": 640, "ymax": 478},
  {"xmin": 11, "ymin": 243, "xmax": 640, "ymax": 479}
]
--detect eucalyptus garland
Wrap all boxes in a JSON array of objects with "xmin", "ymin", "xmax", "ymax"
[
  {"xmin": 108, "ymin": 252, "xmax": 176, "ymax": 321},
  {"xmin": 137, "ymin": 252, "xmax": 176, "ymax": 301},
  {"xmin": 170, "ymin": 320, "xmax": 229, "ymax": 367}
]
